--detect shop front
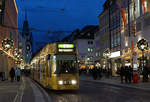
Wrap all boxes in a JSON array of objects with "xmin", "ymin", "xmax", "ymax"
[
  {"xmin": 0, "ymin": 49, "xmax": 17, "ymax": 80},
  {"xmin": 110, "ymin": 51, "xmax": 122, "ymax": 76},
  {"xmin": 122, "ymin": 46, "xmax": 150, "ymax": 73}
]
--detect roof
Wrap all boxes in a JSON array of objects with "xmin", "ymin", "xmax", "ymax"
[{"xmin": 62, "ymin": 25, "xmax": 99, "ymax": 42}]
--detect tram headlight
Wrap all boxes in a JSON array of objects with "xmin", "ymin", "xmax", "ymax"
[
  {"xmin": 71, "ymin": 80, "xmax": 77, "ymax": 85},
  {"xmin": 58, "ymin": 80, "xmax": 63, "ymax": 85}
]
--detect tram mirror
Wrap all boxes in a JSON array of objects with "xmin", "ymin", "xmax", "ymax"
[{"xmin": 47, "ymin": 54, "xmax": 51, "ymax": 60}]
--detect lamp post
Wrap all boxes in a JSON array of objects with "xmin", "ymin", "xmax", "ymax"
[{"xmin": 137, "ymin": 38, "xmax": 148, "ymax": 68}]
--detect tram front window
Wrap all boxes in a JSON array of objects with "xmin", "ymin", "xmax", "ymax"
[{"xmin": 56, "ymin": 60, "xmax": 77, "ymax": 74}]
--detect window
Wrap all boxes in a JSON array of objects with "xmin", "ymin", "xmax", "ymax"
[
  {"xmin": 136, "ymin": 22, "xmax": 141, "ymax": 32},
  {"xmin": 96, "ymin": 52, "xmax": 98, "ymax": 56},
  {"xmin": 81, "ymin": 56, "xmax": 84, "ymax": 58},
  {"xmin": 88, "ymin": 48, "xmax": 90, "ymax": 52},
  {"xmin": 90, "ymin": 57, "xmax": 93, "ymax": 60},
  {"xmin": 90, "ymin": 41, "xmax": 93, "ymax": 44},
  {"xmin": 10, "ymin": 32, "xmax": 13, "ymax": 40},
  {"xmin": 88, "ymin": 41, "xmax": 93, "ymax": 45},
  {"xmin": 99, "ymin": 52, "xmax": 101, "ymax": 56},
  {"xmin": 143, "ymin": 18, "xmax": 150, "ymax": 28},
  {"xmin": 88, "ymin": 48, "xmax": 93, "ymax": 52},
  {"xmin": 136, "ymin": 0, "xmax": 140, "ymax": 18},
  {"xmin": 0, "ymin": 0, "xmax": 4, "ymax": 25},
  {"xmin": 54, "ymin": 55, "xmax": 77, "ymax": 74},
  {"xmin": 47, "ymin": 54, "xmax": 52, "ymax": 77},
  {"xmin": 56, "ymin": 60, "xmax": 77, "ymax": 74}
]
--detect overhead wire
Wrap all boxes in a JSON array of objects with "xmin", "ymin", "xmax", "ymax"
[
  {"xmin": 1, "ymin": 24, "xmax": 72, "ymax": 34},
  {"xmin": 9, "ymin": 0, "xmax": 103, "ymax": 34}
]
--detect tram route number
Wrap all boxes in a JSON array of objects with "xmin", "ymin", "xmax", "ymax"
[{"xmin": 64, "ymin": 81, "xmax": 71, "ymax": 85}]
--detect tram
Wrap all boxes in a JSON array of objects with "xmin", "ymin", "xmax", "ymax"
[{"xmin": 30, "ymin": 43, "xmax": 79, "ymax": 90}]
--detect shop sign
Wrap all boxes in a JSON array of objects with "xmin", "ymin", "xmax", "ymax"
[{"xmin": 110, "ymin": 51, "xmax": 121, "ymax": 58}]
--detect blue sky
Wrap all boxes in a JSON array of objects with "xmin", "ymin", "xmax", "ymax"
[
  {"xmin": 17, "ymin": 0, "xmax": 105, "ymax": 32},
  {"xmin": 16, "ymin": 0, "xmax": 106, "ymax": 52}
]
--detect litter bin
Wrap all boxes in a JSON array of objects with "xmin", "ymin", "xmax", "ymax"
[{"xmin": 133, "ymin": 71, "xmax": 138, "ymax": 83}]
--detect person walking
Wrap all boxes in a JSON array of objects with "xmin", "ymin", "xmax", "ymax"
[
  {"xmin": 120, "ymin": 66, "xmax": 125, "ymax": 83},
  {"xmin": 128, "ymin": 66, "xmax": 133, "ymax": 83},
  {"xmin": 9, "ymin": 67, "xmax": 15, "ymax": 82},
  {"xmin": 125, "ymin": 66, "xmax": 129, "ymax": 83},
  {"xmin": 143, "ymin": 65, "xmax": 148, "ymax": 82},
  {"xmin": 16, "ymin": 68, "xmax": 21, "ymax": 82},
  {"xmin": 92, "ymin": 67, "xmax": 97, "ymax": 80},
  {"xmin": 97, "ymin": 67, "xmax": 102, "ymax": 79}
]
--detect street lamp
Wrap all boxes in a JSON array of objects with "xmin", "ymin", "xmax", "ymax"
[
  {"xmin": 2, "ymin": 39, "xmax": 13, "ymax": 51},
  {"xmin": 13, "ymin": 48, "xmax": 20, "ymax": 57},
  {"xmin": 137, "ymin": 38, "xmax": 149, "ymax": 68}
]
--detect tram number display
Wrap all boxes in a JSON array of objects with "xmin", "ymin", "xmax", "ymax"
[{"xmin": 64, "ymin": 81, "xmax": 71, "ymax": 85}]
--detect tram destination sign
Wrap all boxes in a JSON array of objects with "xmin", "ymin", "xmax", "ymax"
[
  {"xmin": 58, "ymin": 44, "xmax": 74, "ymax": 49},
  {"xmin": 57, "ymin": 44, "xmax": 75, "ymax": 52}
]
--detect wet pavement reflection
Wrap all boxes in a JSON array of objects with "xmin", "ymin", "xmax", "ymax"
[{"xmin": 46, "ymin": 80, "xmax": 150, "ymax": 102}]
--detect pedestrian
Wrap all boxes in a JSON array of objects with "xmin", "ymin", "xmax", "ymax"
[
  {"xmin": 92, "ymin": 67, "xmax": 97, "ymax": 80},
  {"xmin": 9, "ymin": 67, "xmax": 15, "ymax": 82},
  {"xmin": 143, "ymin": 65, "xmax": 148, "ymax": 82},
  {"xmin": 79, "ymin": 69, "xmax": 82, "ymax": 76},
  {"xmin": 97, "ymin": 67, "xmax": 102, "ymax": 79},
  {"xmin": 120, "ymin": 66, "xmax": 125, "ymax": 83},
  {"xmin": 16, "ymin": 67, "xmax": 21, "ymax": 82},
  {"xmin": 107, "ymin": 68, "xmax": 111, "ymax": 78},
  {"xmin": 124, "ymin": 66, "xmax": 129, "ymax": 83},
  {"xmin": 128, "ymin": 66, "xmax": 133, "ymax": 83}
]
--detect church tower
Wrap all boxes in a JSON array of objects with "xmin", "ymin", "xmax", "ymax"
[{"xmin": 22, "ymin": 12, "xmax": 33, "ymax": 64}]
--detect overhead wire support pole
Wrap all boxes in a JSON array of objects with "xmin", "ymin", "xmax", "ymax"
[
  {"xmin": 128, "ymin": 0, "xmax": 131, "ymax": 37},
  {"xmin": 131, "ymin": 0, "xmax": 137, "ymax": 68},
  {"xmin": 133, "ymin": 0, "xmax": 136, "ymax": 37}
]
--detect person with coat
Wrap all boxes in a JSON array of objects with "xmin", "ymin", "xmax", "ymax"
[
  {"xmin": 16, "ymin": 68, "xmax": 21, "ymax": 82},
  {"xmin": 9, "ymin": 67, "xmax": 15, "ymax": 82},
  {"xmin": 143, "ymin": 66, "xmax": 149, "ymax": 82},
  {"xmin": 92, "ymin": 67, "xmax": 98, "ymax": 80},
  {"xmin": 120, "ymin": 66, "xmax": 125, "ymax": 83},
  {"xmin": 124, "ymin": 66, "xmax": 129, "ymax": 83},
  {"xmin": 128, "ymin": 66, "xmax": 133, "ymax": 83}
]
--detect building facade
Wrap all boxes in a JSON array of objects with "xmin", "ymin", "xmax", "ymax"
[
  {"xmin": 94, "ymin": 5, "xmax": 109, "ymax": 69},
  {"xmin": 121, "ymin": 0, "xmax": 150, "ymax": 71},
  {"xmin": 0, "ymin": 0, "xmax": 18, "ymax": 79},
  {"xmin": 108, "ymin": 0, "xmax": 122, "ymax": 76},
  {"xmin": 62, "ymin": 26, "xmax": 98, "ymax": 69},
  {"xmin": 97, "ymin": 0, "xmax": 150, "ymax": 76}
]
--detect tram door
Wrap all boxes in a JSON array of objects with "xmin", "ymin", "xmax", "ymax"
[{"xmin": 45, "ymin": 55, "xmax": 51, "ymax": 87}]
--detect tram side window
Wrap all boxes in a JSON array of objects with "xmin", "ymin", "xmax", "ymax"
[{"xmin": 41, "ymin": 64, "xmax": 45, "ymax": 73}]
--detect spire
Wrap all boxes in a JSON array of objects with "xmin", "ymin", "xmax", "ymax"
[
  {"xmin": 22, "ymin": 10, "xmax": 29, "ymax": 35},
  {"xmin": 25, "ymin": 9, "xmax": 27, "ymax": 21}
]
